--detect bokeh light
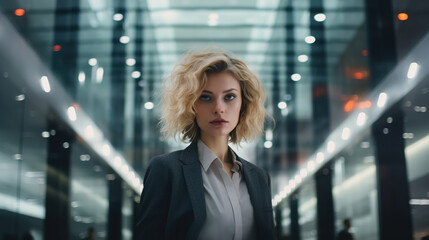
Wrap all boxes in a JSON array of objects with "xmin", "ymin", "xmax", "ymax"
[
  {"xmin": 15, "ymin": 9, "xmax": 25, "ymax": 16},
  {"xmin": 397, "ymin": 13, "xmax": 408, "ymax": 21}
]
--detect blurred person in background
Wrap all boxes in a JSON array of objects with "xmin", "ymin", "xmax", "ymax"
[
  {"xmin": 83, "ymin": 227, "xmax": 95, "ymax": 240},
  {"xmin": 136, "ymin": 49, "xmax": 275, "ymax": 240},
  {"xmin": 21, "ymin": 232, "xmax": 33, "ymax": 240},
  {"xmin": 337, "ymin": 218, "xmax": 355, "ymax": 240}
]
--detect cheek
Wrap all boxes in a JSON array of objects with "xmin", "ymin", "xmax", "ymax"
[
  {"xmin": 193, "ymin": 103, "xmax": 205, "ymax": 123},
  {"xmin": 193, "ymin": 103, "xmax": 202, "ymax": 115},
  {"xmin": 232, "ymin": 101, "xmax": 242, "ymax": 118}
]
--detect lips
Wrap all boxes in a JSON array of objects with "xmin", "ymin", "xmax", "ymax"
[{"xmin": 210, "ymin": 118, "xmax": 228, "ymax": 126}]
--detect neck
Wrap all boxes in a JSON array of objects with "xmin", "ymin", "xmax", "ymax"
[{"xmin": 200, "ymin": 135, "xmax": 230, "ymax": 163}]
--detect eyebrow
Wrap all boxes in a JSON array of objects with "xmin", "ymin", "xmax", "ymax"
[{"xmin": 202, "ymin": 88, "xmax": 238, "ymax": 94}]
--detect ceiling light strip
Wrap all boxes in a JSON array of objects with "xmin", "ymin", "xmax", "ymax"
[{"xmin": 272, "ymin": 33, "xmax": 429, "ymax": 206}]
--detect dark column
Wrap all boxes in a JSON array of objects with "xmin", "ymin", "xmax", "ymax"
[
  {"xmin": 132, "ymin": 9, "xmax": 144, "ymax": 240},
  {"xmin": 271, "ymin": 60, "xmax": 282, "ymax": 170},
  {"xmin": 290, "ymin": 193, "xmax": 300, "ymax": 240},
  {"xmin": 51, "ymin": 0, "xmax": 80, "ymax": 98},
  {"xmin": 133, "ymin": 8, "xmax": 144, "ymax": 172},
  {"xmin": 44, "ymin": 122, "xmax": 73, "ymax": 240},
  {"xmin": 315, "ymin": 167, "xmax": 335, "ymax": 240},
  {"xmin": 258, "ymin": 143, "xmax": 271, "ymax": 171},
  {"xmin": 284, "ymin": 5, "xmax": 298, "ymax": 171},
  {"xmin": 132, "ymin": 197, "xmax": 140, "ymax": 240},
  {"xmin": 107, "ymin": 4, "xmax": 127, "ymax": 240},
  {"xmin": 308, "ymin": 2, "xmax": 336, "ymax": 237},
  {"xmin": 372, "ymin": 103, "xmax": 413, "ymax": 240},
  {"xmin": 365, "ymin": 0, "xmax": 397, "ymax": 88},
  {"xmin": 275, "ymin": 206, "xmax": 283, "ymax": 240},
  {"xmin": 365, "ymin": 0, "xmax": 413, "ymax": 239},
  {"xmin": 44, "ymin": 1, "xmax": 79, "ymax": 238},
  {"xmin": 310, "ymin": 0, "xmax": 330, "ymax": 149},
  {"xmin": 146, "ymin": 57, "xmax": 159, "ymax": 163},
  {"xmin": 271, "ymin": 61, "xmax": 281, "ymax": 123},
  {"xmin": 107, "ymin": 176, "xmax": 123, "ymax": 240},
  {"xmin": 110, "ymin": 1, "xmax": 127, "ymax": 150}
]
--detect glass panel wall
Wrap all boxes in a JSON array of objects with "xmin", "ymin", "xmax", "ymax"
[
  {"xmin": 122, "ymin": 187, "xmax": 134, "ymax": 240},
  {"xmin": 0, "ymin": 56, "xmax": 48, "ymax": 240},
  {"xmin": 393, "ymin": 0, "xmax": 429, "ymax": 239},
  {"xmin": 298, "ymin": 179, "xmax": 317, "ymax": 240},
  {"xmin": 403, "ymin": 76, "xmax": 429, "ymax": 239},
  {"xmin": 326, "ymin": 0, "xmax": 369, "ymax": 129},
  {"xmin": 332, "ymin": 131, "xmax": 379, "ymax": 240},
  {"xmin": 280, "ymin": 201, "xmax": 291, "ymax": 238},
  {"xmin": 69, "ymin": 142, "xmax": 108, "ymax": 239},
  {"xmin": 76, "ymin": 0, "xmax": 114, "ymax": 147}
]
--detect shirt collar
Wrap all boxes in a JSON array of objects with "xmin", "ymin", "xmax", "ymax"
[{"xmin": 197, "ymin": 140, "xmax": 242, "ymax": 173}]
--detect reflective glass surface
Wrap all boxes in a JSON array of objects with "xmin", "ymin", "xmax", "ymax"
[
  {"xmin": 298, "ymin": 179, "xmax": 317, "ymax": 240},
  {"xmin": 332, "ymin": 132, "xmax": 379, "ymax": 240},
  {"xmin": 1, "ymin": 0, "xmax": 428, "ymax": 239}
]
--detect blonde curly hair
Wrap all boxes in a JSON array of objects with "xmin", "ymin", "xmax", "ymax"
[{"xmin": 160, "ymin": 49, "xmax": 267, "ymax": 144}]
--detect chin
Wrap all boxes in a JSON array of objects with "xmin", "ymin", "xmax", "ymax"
[{"xmin": 204, "ymin": 130, "xmax": 231, "ymax": 138}]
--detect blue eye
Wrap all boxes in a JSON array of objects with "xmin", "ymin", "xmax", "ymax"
[
  {"xmin": 225, "ymin": 94, "xmax": 236, "ymax": 101},
  {"xmin": 199, "ymin": 95, "xmax": 211, "ymax": 101}
]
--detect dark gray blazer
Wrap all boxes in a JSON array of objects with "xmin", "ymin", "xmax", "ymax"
[{"xmin": 136, "ymin": 141, "xmax": 275, "ymax": 240}]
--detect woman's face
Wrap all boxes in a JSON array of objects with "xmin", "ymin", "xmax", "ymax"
[{"xmin": 194, "ymin": 72, "xmax": 242, "ymax": 141}]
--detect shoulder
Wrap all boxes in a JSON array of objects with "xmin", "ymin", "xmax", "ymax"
[
  {"xmin": 143, "ymin": 149, "xmax": 187, "ymax": 184},
  {"xmin": 151, "ymin": 149, "xmax": 183, "ymax": 162},
  {"xmin": 148, "ymin": 149, "xmax": 184, "ymax": 169}
]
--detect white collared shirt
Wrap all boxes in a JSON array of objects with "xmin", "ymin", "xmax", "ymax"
[{"xmin": 197, "ymin": 140, "xmax": 256, "ymax": 240}]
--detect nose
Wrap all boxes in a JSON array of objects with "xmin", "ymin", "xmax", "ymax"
[{"xmin": 213, "ymin": 98, "xmax": 225, "ymax": 114}]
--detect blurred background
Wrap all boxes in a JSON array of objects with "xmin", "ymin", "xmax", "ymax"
[{"xmin": 0, "ymin": 0, "xmax": 428, "ymax": 239}]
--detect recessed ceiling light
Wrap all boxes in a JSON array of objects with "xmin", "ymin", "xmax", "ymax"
[
  {"xmin": 88, "ymin": 58, "xmax": 97, "ymax": 66},
  {"xmin": 291, "ymin": 73, "xmax": 301, "ymax": 81},
  {"xmin": 132, "ymin": 71, "xmax": 141, "ymax": 78},
  {"xmin": 40, "ymin": 76, "xmax": 51, "ymax": 93},
  {"xmin": 264, "ymin": 141, "xmax": 273, "ymax": 148},
  {"xmin": 120, "ymin": 36, "xmax": 130, "ymax": 44},
  {"xmin": 126, "ymin": 58, "xmax": 136, "ymax": 66},
  {"xmin": 144, "ymin": 102, "xmax": 154, "ymax": 109},
  {"xmin": 113, "ymin": 13, "xmax": 123, "ymax": 21},
  {"xmin": 314, "ymin": 13, "xmax": 326, "ymax": 22},
  {"xmin": 305, "ymin": 36, "xmax": 316, "ymax": 44},
  {"xmin": 277, "ymin": 101, "xmax": 287, "ymax": 109},
  {"xmin": 297, "ymin": 55, "xmax": 309, "ymax": 62}
]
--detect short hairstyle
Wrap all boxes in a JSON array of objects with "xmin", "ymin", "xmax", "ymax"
[{"xmin": 160, "ymin": 49, "xmax": 267, "ymax": 144}]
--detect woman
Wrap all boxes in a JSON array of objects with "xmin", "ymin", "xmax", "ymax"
[{"xmin": 136, "ymin": 50, "xmax": 275, "ymax": 240}]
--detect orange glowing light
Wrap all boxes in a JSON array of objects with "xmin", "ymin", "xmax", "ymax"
[
  {"xmin": 397, "ymin": 13, "xmax": 408, "ymax": 21},
  {"xmin": 344, "ymin": 100, "xmax": 356, "ymax": 112},
  {"xmin": 361, "ymin": 50, "xmax": 368, "ymax": 56},
  {"xmin": 15, "ymin": 9, "xmax": 25, "ymax": 16},
  {"xmin": 344, "ymin": 95, "xmax": 359, "ymax": 112},
  {"xmin": 353, "ymin": 72, "xmax": 365, "ymax": 80},
  {"xmin": 53, "ymin": 45, "xmax": 61, "ymax": 52},
  {"xmin": 358, "ymin": 101, "xmax": 372, "ymax": 109}
]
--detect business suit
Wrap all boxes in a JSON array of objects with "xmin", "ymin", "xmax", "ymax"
[{"xmin": 136, "ymin": 141, "xmax": 275, "ymax": 240}]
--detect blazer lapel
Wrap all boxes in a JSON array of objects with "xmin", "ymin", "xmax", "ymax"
[
  {"xmin": 240, "ymin": 158, "xmax": 267, "ymax": 237},
  {"xmin": 240, "ymin": 160, "xmax": 262, "ymax": 208},
  {"xmin": 180, "ymin": 142, "xmax": 206, "ymax": 239}
]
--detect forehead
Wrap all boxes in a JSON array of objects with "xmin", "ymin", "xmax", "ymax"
[{"xmin": 204, "ymin": 72, "xmax": 240, "ymax": 90}]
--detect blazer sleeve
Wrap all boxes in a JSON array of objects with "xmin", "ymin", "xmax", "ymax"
[
  {"xmin": 136, "ymin": 158, "xmax": 171, "ymax": 240},
  {"xmin": 266, "ymin": 170, "xmax": 276, "ymax": 239}
]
